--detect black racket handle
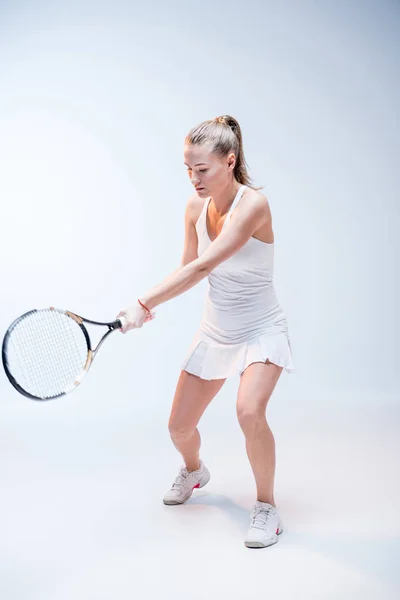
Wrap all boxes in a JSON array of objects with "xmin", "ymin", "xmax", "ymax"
[{"xmin": 115, "ymin": 316, "xmax": 126, "ymax": 329}]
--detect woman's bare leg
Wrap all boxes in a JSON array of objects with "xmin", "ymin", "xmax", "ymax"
[
  {"xmin": 236, "ymin": 360, "xmax": 283, "ymax": 505},
  {"xmin": 168, "ymin": 370, "xmax": 226, "ymax": 471}
]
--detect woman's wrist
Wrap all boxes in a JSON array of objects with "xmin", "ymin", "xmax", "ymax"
[{"xmin": 137, "ymin": 298, "xmax": 153, "ymax": 313}]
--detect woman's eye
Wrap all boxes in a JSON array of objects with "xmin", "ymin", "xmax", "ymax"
[{"xmin": 199, "ymin": 169, "xmax": 207, "ymax": 173}]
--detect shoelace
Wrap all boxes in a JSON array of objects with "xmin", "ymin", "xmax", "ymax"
[
  {"xmin": 171, "ymin": 468, "xmax": 190, "ymax": 489},
  {"xmin": 251, "ymin": 506, "xmax": 275, "ymax": 530}
]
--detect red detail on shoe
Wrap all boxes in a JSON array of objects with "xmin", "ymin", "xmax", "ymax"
[
  {"xmin": 276, "ymin": 527, "xmax": 279, "ymax": 534},
  {"xmin": 192, "ymin": 483, "xmax": 200, "ymax": 489}
]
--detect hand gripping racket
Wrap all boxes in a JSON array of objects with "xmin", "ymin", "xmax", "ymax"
[{"xmin": 2, "ymin": 307, "xmax": 127, "ymax": 401}]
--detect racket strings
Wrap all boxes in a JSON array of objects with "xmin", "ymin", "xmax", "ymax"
[
  {"xmin": 5, "ymin": 309, "xmax": 89, "ymax": 398},
  {"xmin": 10, "ymin": 313, "xmax": 76, "ymax": 393}
]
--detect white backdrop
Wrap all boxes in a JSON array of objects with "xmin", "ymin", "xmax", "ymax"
[
  {"xmin": 0, "ymin": 1, "xmax": 399, "ymax": 598},
  {"xmin": 1, "ymin": 0, "xmax": 398, "ymax": 419}
]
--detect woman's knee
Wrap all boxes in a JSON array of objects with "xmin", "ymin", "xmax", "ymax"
[
  {"xmin": 168, "ymin": 420, "xmax": 196, "ymax": 440},
  {"xmin": 236, "ymin": 404, "xmax": 266, "ymax": 434},
  {"xmin": 168, "ymin": 371, "xmax": 226, "ymax": 440}
]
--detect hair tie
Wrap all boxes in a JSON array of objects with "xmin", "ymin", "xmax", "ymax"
[{"xmin": 137, "ymin": 298, "xmax": 151, "ymax": 313}]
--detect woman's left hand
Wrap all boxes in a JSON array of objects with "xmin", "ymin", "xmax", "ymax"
[{"xmin": 117, "ymin": 302, "xmax": 155, "ymax": 333}]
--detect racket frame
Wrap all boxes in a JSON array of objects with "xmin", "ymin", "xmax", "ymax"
[{"xmin": 2, "ymin": 307, "xmax": 123, "ymax": 401}]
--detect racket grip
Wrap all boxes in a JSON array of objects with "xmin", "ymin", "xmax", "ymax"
[{"xmin": 117, "ymin": 315, "xmax": 127, "ymax": 328}]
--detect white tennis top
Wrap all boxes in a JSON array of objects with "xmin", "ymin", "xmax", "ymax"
[{"xmin": 180, "ymin": 184, "xmax": 294, "ymax": 380}]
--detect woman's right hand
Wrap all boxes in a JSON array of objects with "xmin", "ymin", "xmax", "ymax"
[{"xmin": 117, "ymin": 303, "xmax": 156, "ymax": 333}]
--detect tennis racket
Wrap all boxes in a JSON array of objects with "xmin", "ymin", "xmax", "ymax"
[{"xmin": 2, "ymin": 307, "xmax": 127, "ymax": 401}]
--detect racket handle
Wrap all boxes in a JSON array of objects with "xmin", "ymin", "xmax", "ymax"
[{"xmin": 117, "ymin": 315, "xmax": 127, "ymax": 328}]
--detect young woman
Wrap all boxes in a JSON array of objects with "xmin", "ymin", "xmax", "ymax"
[{"xmin": 117, "ymin": 115, "xmax": 294, "ymax": 549}]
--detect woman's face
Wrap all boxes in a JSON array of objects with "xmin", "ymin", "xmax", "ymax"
[{"xmin": 183, "ymin": 142, "xmax": 235, "ymax": 197}]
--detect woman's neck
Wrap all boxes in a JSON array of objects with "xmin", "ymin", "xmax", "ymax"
[{"xmin": 211, "ymin": 181, "xmax": 242, "ymax": 216}]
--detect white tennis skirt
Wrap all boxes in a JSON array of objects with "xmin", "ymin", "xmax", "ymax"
[{"xmin": 180, "ymin": 326, "xmax": 294, "ymax": 380}]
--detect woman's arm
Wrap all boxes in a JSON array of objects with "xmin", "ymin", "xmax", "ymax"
[
  {"xmin": 139, "ymin": 260, "xmax": 206, "ymax": 311},
  {"xmin": 180, "ymin": 194, "xmax": 199, "ymax": 267},
  {"xmin": 140, "ymin": 193, "xmax": 269, "ymax": 311}
]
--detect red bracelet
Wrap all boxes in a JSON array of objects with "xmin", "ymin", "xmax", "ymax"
[{"xmin": 137, "ymin": 298, "xmax": 151, "ymax": 313}]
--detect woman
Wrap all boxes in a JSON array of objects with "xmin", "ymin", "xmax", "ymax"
[{"xmin": 117, "ymin": 115, "xmax": 294, "ymax": 549}]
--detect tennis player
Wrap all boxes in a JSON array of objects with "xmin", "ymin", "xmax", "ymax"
[{"xmin": 117, "ymin": 115, "xmax": 294, "ymax": 548}]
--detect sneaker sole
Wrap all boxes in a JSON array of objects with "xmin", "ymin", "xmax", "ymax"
[
  {"xmin": 163, "ymin": 470, "xmax": 210, "ymax": 505},
  {"xmin": 244, "ymin": 525, "xmax": 283, "ymax": 548}
]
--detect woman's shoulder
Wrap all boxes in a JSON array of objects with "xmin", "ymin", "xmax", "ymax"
[
  {"xmin": 243, "ymin": 186, "xmax": 268, "ymax": 203},
  {"xmin": 242, "ymin": 187, "xmax": 271, "ymax": 217},
  {"xmin": 186, "ymin": 193, "xmax": 206, "ymax": 226}
]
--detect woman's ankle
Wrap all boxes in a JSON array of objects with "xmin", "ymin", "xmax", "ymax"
[{"xmin": 186, "ymin": 460, "xmax": 201, "ymax": 472}]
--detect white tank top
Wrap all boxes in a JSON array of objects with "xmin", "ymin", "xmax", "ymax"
[{"xmin": 195, "ymin": 184, "xmax": 288, "ymax": 344}]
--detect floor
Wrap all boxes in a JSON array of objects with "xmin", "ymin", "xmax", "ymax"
[{"xmin": 1, "ymin": 391, "xmax": 399, "ymax": 600}]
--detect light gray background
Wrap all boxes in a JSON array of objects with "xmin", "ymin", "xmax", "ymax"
[{"xmin": 0, "ymin": 1, "xmax": 399, "ymax": 599}]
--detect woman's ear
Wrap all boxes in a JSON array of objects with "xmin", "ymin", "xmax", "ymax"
[{"xmin": 227, "ymin": 152, "xmax": 236, "ymax": 171}]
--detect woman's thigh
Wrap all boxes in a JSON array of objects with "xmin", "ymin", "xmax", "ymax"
[
  {"xmin": 168, "ymin": 370, "xmax": 226, "ymax": 434},
  {"xmin": 237, "ymin": 360, "xmax": 283, "ymax": 418}
]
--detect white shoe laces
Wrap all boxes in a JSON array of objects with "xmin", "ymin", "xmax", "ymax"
[
  {"xmin": 172, "ymin": 468, "xmax": 191, "ymax": 489},
  {"xmin": 251, "ymin": 505, "xmax": 275, "ymax": 530}
]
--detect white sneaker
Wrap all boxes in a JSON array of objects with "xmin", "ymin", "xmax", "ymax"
[
  {"xmin": 163, "ymin": 459, "xmax": 210, "ymax": 505},
  {"xmin": 244, "ymin": 501, "xmax": 283, "ymax": 548}
]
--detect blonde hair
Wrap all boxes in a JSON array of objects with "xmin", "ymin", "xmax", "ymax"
[{"xmin": 185, "ymin": 115, "xmax": 262, "ymax": 190}]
